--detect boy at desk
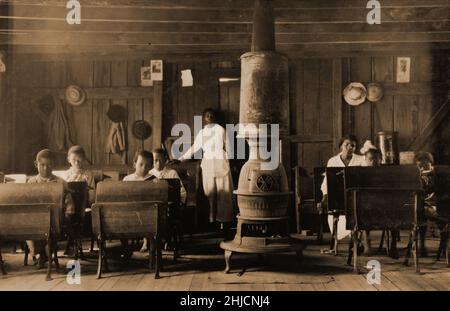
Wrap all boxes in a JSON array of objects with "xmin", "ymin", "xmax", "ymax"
[
  {"xmin": 150, "ymin": 148, "xmax": 187, "ymax": 204},
  {"xmin": 27, "ymin": 149, "xmax": 75, "ymax": 267},
  {"xmin": 123, "ymin": 150, "xmax": 154, "ymax": 181},
  {"xmin": 61, "ymin": 145, "xmax": 95, "ymax": 202},
  {"xmin": 122, "ymin": 150, "xmax": 154, "ymax": 254}
]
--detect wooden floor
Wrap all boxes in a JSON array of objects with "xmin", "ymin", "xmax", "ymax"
[{"xmin": 0, "ymin": 231, "xmax": 449, "ymax": 291}]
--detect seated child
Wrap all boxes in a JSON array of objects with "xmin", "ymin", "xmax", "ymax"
[
  {"xmin": 150, "ymin": 148, "xmax": 187, "ymax": 204},
  {"xmin": 123, "ymin": 150, "xmax": 154, "ymax": 254},
  {"xmin": 414, "ymin": 151, "xmax": 437, "ymax": 257},
  {"xmin": 61, "ymin": 145, "xmax": 95, "ymax": 203},
  {"xmin": 27, "ymin": 149, "xmax": 75, "ymax": 267},
  {"xmin": 123, "ymin": 150, "xmax": 154, "ymax": 181},
  {"xmin": 360, "ymin": 141, "xmax": 383, "ymax": 256}
]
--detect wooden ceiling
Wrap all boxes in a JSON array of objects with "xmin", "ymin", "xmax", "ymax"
[{"xmin": 1, "ymin": 0, "xmax": 450, "ymax": 60}]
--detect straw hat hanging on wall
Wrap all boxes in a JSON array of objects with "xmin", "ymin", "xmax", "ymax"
[
  {"xmin": 366, "ymin": 82, "xmax": 384, "ymax": 102},
  {"xmin": 343, "ymin": 82, "xmax": 367, "ymax": 106}
]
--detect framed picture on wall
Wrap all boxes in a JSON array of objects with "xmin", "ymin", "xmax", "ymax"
[
  {"xmin": 396, "ymin": 57, "xmax": 411, "ymax": 83},
  {"xmin": 151, "ymin": 60, "xmax": 163, "ymax": 81},
  {"xmin": 140, "ymin": 66, "xmax": 153, "ymax": 87}
]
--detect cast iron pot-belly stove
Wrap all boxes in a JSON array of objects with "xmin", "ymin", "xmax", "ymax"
[{"xmin": 220, "ymin": 0, "xmax": 304, "ymax": 273}]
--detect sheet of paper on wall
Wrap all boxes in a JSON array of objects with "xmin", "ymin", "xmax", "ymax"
[
  {"xmin": 396, "ymin": 57, "xmax": 411, "ymax": 83},
  {"xmin": 181, "ymin": 69, "xmax": 193, "ymax": 87},
  {"xmin": 140, "ymin": 66, "xmax": 153, "ymax": 87},
  {"xmin": 151, "ymin": 60, "xmax": 163, "ymax": 81}
]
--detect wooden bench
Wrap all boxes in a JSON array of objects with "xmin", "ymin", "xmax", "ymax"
[
  {"xmin": 344, "ymin": 166, "xmax": 424, "ymax": 273},
  {"xmin": 65, "ymin": 181, "xmax": 89, "ymax": 259},
  {"xmin": 0, "ymin": 183, "xmax": 65, "ymax": 280},
  {"xmin": 325, "ymin": 167, "xmax": 346, "ymax": 255},
  {"xmin": 293, "ymin": 166, "xmax": 324, "ymax": 240},
  {"xmin": 92, "ymin": 180, "xmax": 168, "ymax": 279},
  {"xmin": 166, "ymin": 160, "xmax": 207, "ymax": 232}
]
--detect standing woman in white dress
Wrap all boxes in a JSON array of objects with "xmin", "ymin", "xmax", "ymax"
[{"xmin": 178, "ymin": 108, "xmax": 235, "ymax": 237}]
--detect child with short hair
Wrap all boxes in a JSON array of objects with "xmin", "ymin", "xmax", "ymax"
[
  {"xmin": 123, "ymin": 150, "xmax": 154, "ymax": 181},
  {"xmin": 122, "ymin": 150, "xmax": 154, "ymax": 254},
  {"xmin": 62, "ymin": 145, "xmax": 95, "ymax": 201},
  {"xmin": 150, "ymin": 148, "xmax": 187, "ymax": 203},
  {"xmin": 27, "ymin": 149, "xmax": 75, "ymax": 267},
  {"xmin": 415, "ymin": 151, "xmax": 436, "ymax": 257}
]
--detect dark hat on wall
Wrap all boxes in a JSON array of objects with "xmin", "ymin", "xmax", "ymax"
[
  {"xmin": 132, "ymin": 120, "xmax": 152, "ymax": 140},
  {"xmin": 107, "ymin": 104, "xmax": 127, "ymax": 123}
]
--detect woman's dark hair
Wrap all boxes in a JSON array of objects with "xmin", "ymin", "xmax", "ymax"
[
  {"xmin": 202, "ymin": 108, "xmax": 217, "ymax": 122},
  {"xmin": 338, "ymin": 134, "xmax": 358, "ymax": 148}
]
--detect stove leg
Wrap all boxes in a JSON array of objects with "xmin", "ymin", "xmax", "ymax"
[{"xmin": 224, "ymin": 250, "xmax": 233, "ymax": 274}]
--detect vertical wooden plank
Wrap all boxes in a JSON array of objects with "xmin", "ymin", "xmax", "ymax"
[
  {"xmin": 152, "ymin": 80, "xmax": 163, "ymax": 150},
  {"xmin": 341, "ymin": 57, "xmax": 354, "ymax": 135},
  {"xmin": 143, "ymin": 98, "xmax": 154, "ymax": 152},
  {"xmin": 178, "ymin": 63, "xmax": 195, "ymax": 131},
  {"xmin": 394, "ymin": 95, "xmax": 418, "ymax": 150},
  {"xmin": 303, "ymin": 60, "xmax": 320, "ymax": 136},
  {"xmin": 319, "ymin": 59, "xmax": 333, "ymax": 136},
  {"xmin": 318, "ymin": 59, "xmax": 333, "ymax": 165},
  {"xmin": 110, "ymin": 60, "xmax": 128, "ymax": 164},
  {"xmin": 293, "ymin": 60, "xmax": 304, "ymax": 167},
  {"xmin": 373, "ymin": 56, "xmax": 394, "ymax": 135},
  {"xmin": 332, "ymin": 59, "xmax": 342, "ymax": 154},
  {"xmin": 302, "ymin": 60, "xmax": 320, "ymax": 169},
  {"xmin": 126, "ymin": 59, "xmax": 144, "ymax": 160},
  {"xmin": 92, "ymin": 61, "xmax": 111, "ymax": 165},
  {"xmin": 350, "ymin": 57, "xmax": 372, "ymax": 146},
  {"xmin": 66, "ymin": 61, "xmax": 94, "ymax": 162},
  {"xmin": 227, "ymin": 81, "xmax": 240, "ymax": 125}
]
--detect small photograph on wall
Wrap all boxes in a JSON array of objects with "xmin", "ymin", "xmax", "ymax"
[
  {"xmin": 140, "ymin": 66, "xmax": 153, "ymax": 87},
  {"xmin": 151, "ymin": 60, "xmax": 163, "ymax": 81},
  {"xmin": 396, "ymin": 57, "xmax": 411, "ymax": 83}
]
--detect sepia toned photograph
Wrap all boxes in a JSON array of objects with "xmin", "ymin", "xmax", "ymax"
[{"xmin": 0, "ymin": 0, "xmax": 449, "ymax": 302}]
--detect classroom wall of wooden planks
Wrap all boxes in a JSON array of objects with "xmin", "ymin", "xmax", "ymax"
[{"xmin": 3, "ymin": 53, "xmax": 450, "ymax": 174}]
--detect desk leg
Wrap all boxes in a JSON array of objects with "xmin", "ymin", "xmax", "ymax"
[
  {"xmin": 149, "ymin": 237, "xmax": 156, "ymax": 270},
  {"xmin": 155, "ymin": 235, "xmax": 161, "ymax": 279},
  {"xmin": 413, "ymin": 228, "xmax": 420, "ymax": 273},
  {"xmin": 224, "ymin": 250, "xmax": 233, "ymax": 274},
  {"xmin": 353, "ymin": 232, "xmax": 358, "ymax": 274},
  {"xmin": 347, "ymin": 232, "xmax": 353, "ymax": 266},
  {"xmin": 0, "ymin": 243, "xmax": 6, "ymax": 275},
  {"xmin": 96, "ymin": 236, "xmax": 103, "ymax": 279},
  {"xmin": 45, "ymin": 239, "xmax": 52, "ymax": 281},
  {"xmin": 378, "ymin": 230, "xmax": 385, "ymax": 253},
  {"xmin": 445, "ymin": 225, "xmax": 450, "ymax": 267},
  {"xmin": 53, "ymin": 240, "xmax": 59, "ymax": 272},
  {"xmin": 333, "ymin": 216, "xmax": 339, "ymax": 255}
]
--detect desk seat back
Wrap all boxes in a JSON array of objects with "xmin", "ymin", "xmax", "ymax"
[
  {"xmin": 313, "ymin": 167, "xmax": 326, "ymax": 205},
  {"xmin": 92, "ymin": 181, "xmax": 168, "ymax": 239},
  {"xmin": 95, "ymin": 180, "xmax": 168, "ymax": 203},
  {"xmin": 344, "ymin": 166, "xmax": 423, "ymax": 230},
  {"xmin": 0, "ymin": 183, "xmax": 65, "ymax": 237},
  {"xmin": 166, "ymin": 161, "xmax": 200, "ymax": 207},
  {"xmin": 326, "ymin": 167, "xmax": 345, "ymax": 213}
]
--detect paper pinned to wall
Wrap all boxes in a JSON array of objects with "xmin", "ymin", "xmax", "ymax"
[
  {"xmin": 140, "ymin": 66, "xmax": 153, "ymax": 87},
  {"xmin": 151, "ymin": 60, "xmax": 163, "ymax": 81},
  {"xmin": 181, "ymin": 69, "xmax": 193, "ymax": 87}
]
